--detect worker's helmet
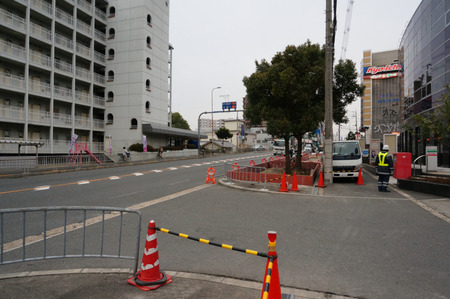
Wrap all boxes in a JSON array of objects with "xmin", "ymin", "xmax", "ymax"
[{"xmin": 382, "ymin": 145, "xmax": 389, "ymax": 151}]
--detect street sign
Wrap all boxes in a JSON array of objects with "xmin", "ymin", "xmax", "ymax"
[{"xmin": 222, "ymin": 101, "xmax": 237, "ymax": 111}]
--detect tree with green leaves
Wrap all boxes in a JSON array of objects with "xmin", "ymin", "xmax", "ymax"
[
  {"xmin": 243, "ymin": 41, "xmax": 364, "ymax": 174},
  {"xmin": 346, "ymin": 131, "xmax": 356, "ymax": 140},
  {"xmin": 215, "ymin": 127, "xmax": 233, "ymax": 140},
  {"xmin": 171, "ymin": 112, "xmax": 190, "ymax": 130}
]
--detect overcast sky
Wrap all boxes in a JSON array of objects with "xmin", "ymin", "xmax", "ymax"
[{"xmin": 169, "ymin": 0, "xmax": 422, "ymax": 138}]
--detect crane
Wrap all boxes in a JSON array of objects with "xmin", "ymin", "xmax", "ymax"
[{"xmin": 340, "ymin": 0, "xmax": 354, "ymax": 61}]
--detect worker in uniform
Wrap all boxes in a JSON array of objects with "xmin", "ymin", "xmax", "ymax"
[{"xmin": 375, "ymin": 144, "xmax": 394, "ymax": 192}]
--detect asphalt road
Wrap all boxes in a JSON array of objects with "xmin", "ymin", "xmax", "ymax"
[{"xmin": 0, "ymin": 152, "xmax": 449, "ymax": 299}]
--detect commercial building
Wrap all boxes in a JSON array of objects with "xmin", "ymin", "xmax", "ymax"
[
  {"xmin": 0, "ymin": 0, "xmax": 197, "ymax": 155},
  {"xmin": 360, "ymin": 49, "xmax": 403, "ymax": 152},
  {"xmin": 399, "ymin": 0, "xmax": 449, "ymax": 166}
]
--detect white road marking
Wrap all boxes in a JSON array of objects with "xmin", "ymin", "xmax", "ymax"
[
  {"xmin": 133, "ymin": 172, "xmax": 144, "ymax": 176},
  {"xmin": 34, "ymin": 186, "xmax": 50, "ymax": 191},
  {"xmin": 77, "ymin": 180, "xmax": 90, "ymax": 185},
  {"xmin": 3, "ymin": 184, "xmax": 212, "ymax": 253},
  {"xmin": 109, "ymin": 176, "xmax": 120, "ymax": 180}
]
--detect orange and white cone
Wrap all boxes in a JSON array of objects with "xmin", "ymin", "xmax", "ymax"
[
  {"xmin": 356, "ymin": 168, "xmax": 365, "ymax": 185},
  {"xmin": 128, "ymin": 220, "xmax": 172, "ymax": 291},
  {"xmin": 261, "ymin": 231, "xmax": 282, "ymax": 299},
  {"xmin": 279, "ymin": 172, "xmax": 288, "ymax": 192}
]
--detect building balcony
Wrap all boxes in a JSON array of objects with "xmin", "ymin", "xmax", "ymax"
[
  {"xmin": 55, "ymin": 7, "xmax": 74, "ymax": 27},
  {"xmin": 0, "ymin": 40, "xmax": 26, "ymax": 62},
  {"xmin": 75, "ymin": 66, "xmax": 91, "ymax": 81},
  {"xmin": 76, "ymin": 43, "xmax": 91, "ymax": 58},
  {"xmin": 75, "ymin": 91, "xmax": 91, "ymax": 105},
  {"xmin": 0, "ymin": 73, "xmax": 26, "ymax": 91},
  {"xmin": 30, "ymin": 0, "xmax": 53, "ymax": 17},
  {"xmin": 30, "ymin": 23, "xmax": 52, "ymax": 42},
  {"xmin": 0, "ymin": 105, "xmax": 25, "ymax": 122},
  {"xmin": 29, "ymin": 79, "xmax": 51, "ymax": 96},
  {"xmin": 53, "ymin": 86, "xmax": 73, "ymax": 101},
  {"xmin": 54, "ymin": 33, "xmax": 73, "ymax": 51},
  {"xmin": 29, "ymin": 50, "xmax": 52, "ymax": 69},
  {"xmin": 0, "ymin": 8, "xmax": 26, "ymax": 33}
]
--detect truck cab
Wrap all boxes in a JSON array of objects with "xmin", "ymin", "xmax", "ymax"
[
  {"xmin": 272, "ymin": 139, "xmax": 285, "ymax": 156},
  {"xmin": 332, "ymin": 141, "xmax": 362, "ymax": 179}
]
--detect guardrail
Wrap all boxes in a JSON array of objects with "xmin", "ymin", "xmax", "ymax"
[
  {"xmin": 0, "ymin": 206, "xmax": 142, "ymax": 274},
  {"xmin": 225, "ymin": 163, "xmax": 267, "ymax": 189}
]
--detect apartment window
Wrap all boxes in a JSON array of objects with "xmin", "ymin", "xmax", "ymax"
[
  {"xmin": 146, "ymin": 79, "xmax": 151, "ymax": 90},
  {"xmin": 107, "ymin": 113, "xmax": 113, "ymax": 124},
  {"xmin": 108, "ymin": 28, "xmax": 115, "ymax": 39},
  {"xmin": 4, "ymin": 130, "xmax": 10, "ymax": 137},
  {"xmin": 109, "ymin": 7, "xmax": 115, "ymax": 17},
  {"xmin": 108, "ymin": 49, "xmax": 115, "ymax": 60},
  {"xmin": 146, "ymin": 57, "xmax": 151, "ymax": 69},
  {"xmin": 107, "ymin": 71, "xmax": 114, "ymax": 82},
  {"xmin": 146, "ymin": 36, "xmax": 151, "ymax": 48},
  {"xmin": 147, "ymin": 14, "xmax": 152, "ymax": 26},
  {"xmin": 18, "ymin": 131, "xmax": 23, "ymax": 138},
  {"xmin": 4, "ymin": 99, "xmax": 10, "ymax": 106},
  {"xmin": 131, "ymin": 118, "xmax": 138, "ymax": 129},
  {"xmin": 145, "ymin": 101, "xmax": 150, "ymax": 113},
  {"xmin": 107, "ymin": 91, "xmax": 114, "ymax": 102}
]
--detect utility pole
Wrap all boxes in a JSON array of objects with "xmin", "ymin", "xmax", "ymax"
[{"xmin": 324, "ymin": 0, "xmax": 334, "ymax": 183}]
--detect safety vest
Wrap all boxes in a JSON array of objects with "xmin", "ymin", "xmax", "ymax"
[{"xmin": 378, "ymin": 152, "xmax": 389, "ymax": 166}]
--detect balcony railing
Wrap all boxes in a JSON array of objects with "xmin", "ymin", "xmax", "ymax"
[
  {"xmin": 93, "ymin": 118, "xmax": 105, "ymax": 129},
  {"xmin": 94, "ymin": 29, "xmax": 106, "ymax": 42},
  {"xmin": 29, "ymin": 79, "xmax": 51, "ymax": 95},
  {"xmin": 74, "ymin": 115, "xmax": 91, "ymax": 128},
  {"xmin": 75, "ymin": 66, "xmax": 91, "ymax": 80},
  {"xmin": 75, "ymin": 91, "xmax": 91, "ymax": 104},
  {"xmin": 0, "ymin": 105, "xmax": 25, "ymax": 121},
  {"xmin": 30, "ymin": 23, "xmax": 52, "ymax": 41},
  {"xmin": 95, "ymin": 7, "xmax": 107, "ymax": 21},
  {"xmin": 54, "ymin": 33, "xmax": 73, "ymax": 50},
  {"xmin": 55, "ymin": 7, "xmax": 74, "ymax": 26},
  {"xmin": 0, "ymin": 40, "xmax": 26, "ymax": 60},
  {"xmin": 76, "ymin": 43, "xmax": 91, "ymax": 57},
  {"xmin": 29, "ymin": 50, "xmax": 52, "ymax": 68},
  {"xmin": 55, "ymin": 60, "xmax": 73, "ymax": 74},
  {"xmin": 0, "ymin": 8, "xmax": 26, "ymax": 32},
  {"xmin": 28, "ymin": 109, "xmax": 51, "ymax": 125},
  {"xmin": 30, "ymin": 0, "xmax": 53, "ymax": 16},
  {"xmin": 0, "ymin": 73, "xmax": 26, "ymax": 90},
  {"xmin": 94, "ymin": 73, "xmax": 105, "ymax": 85},
  {"xmin": 93, "ymin": 95, "xmax": 105, "ymax": 106},
  {"xmin": 94, "ymin": 51, "xmax": 106, "ymax": 63},
  {"xmin": 54, "ymin": 86, "xmax": 73, "ymax": 101},
  {"xmin": 53, "ymin": 112, "xmax": 72, "ymax": 126},
  {"xmin": 76, "ymin": 20, "xmax": 91, "ymax": 35}
]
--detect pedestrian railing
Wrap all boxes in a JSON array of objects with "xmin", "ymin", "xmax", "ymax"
[
  {"xmin": 225, "ymin": 163, "xmax": 267, "ymax": 190},
  {"xmin": 0, "ymin": 206, "xmax": 142, "ymax": 274}
]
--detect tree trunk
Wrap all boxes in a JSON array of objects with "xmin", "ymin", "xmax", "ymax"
[
  {"xmin": 284, "ymin": 137, "xmax": 291, "ymax": 174},
  {"xmin": 295, "ymin": 134, "xmax": 303, "ymax": 170}
]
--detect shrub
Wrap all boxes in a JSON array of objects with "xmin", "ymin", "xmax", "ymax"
[{"xmin": 128, "ymin": 143, "xmax": 155, "ymax": 152}]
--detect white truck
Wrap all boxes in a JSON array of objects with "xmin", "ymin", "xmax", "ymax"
[
  {"xmin": 272, "ymin": 139, "xmax": 286, "ymax": 156},
  {"xmin": 332, "ymin": 140, "xmax": 362, "ymax": 179}
]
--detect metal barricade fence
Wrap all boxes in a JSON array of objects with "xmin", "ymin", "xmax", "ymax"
[
  {"xmin": 225, "ymin": 163, "xmax": 267, "ymax": 189},
  {"xmin": 0, "ymin": 206, "xmax": 142, "ymax": 274}
]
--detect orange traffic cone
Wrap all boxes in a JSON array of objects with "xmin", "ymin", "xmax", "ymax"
[
  {"xmin": 128, "ymin": 220, "xmax": 172, "ymax": 291},
  {"xmin": 290, "ymin": 172, "xmax": 299, "ymax": 192},
  {"xmin": 316, "ymin": 170, "xmax": 326, "ymax": 188},
  {"xmin": 356, "ymin": 168, "xmax": 365, "ymax": 185},
  {"xmin": 261, "ymin": 231, "xmax": 282, "ymax": 299},
  {"xmin": 279, "ymin": 172, "xmax": 288, "ymax": 192}
]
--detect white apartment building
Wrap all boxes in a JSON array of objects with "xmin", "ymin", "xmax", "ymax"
[{"xmin": 0, "ymin": 0, "xmax": 196, "ymax": 155}]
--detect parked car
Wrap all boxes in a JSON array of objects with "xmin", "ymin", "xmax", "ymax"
[{"xmin": 253, "ymin": 145, "xmax": 265, "ymax": 151}]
